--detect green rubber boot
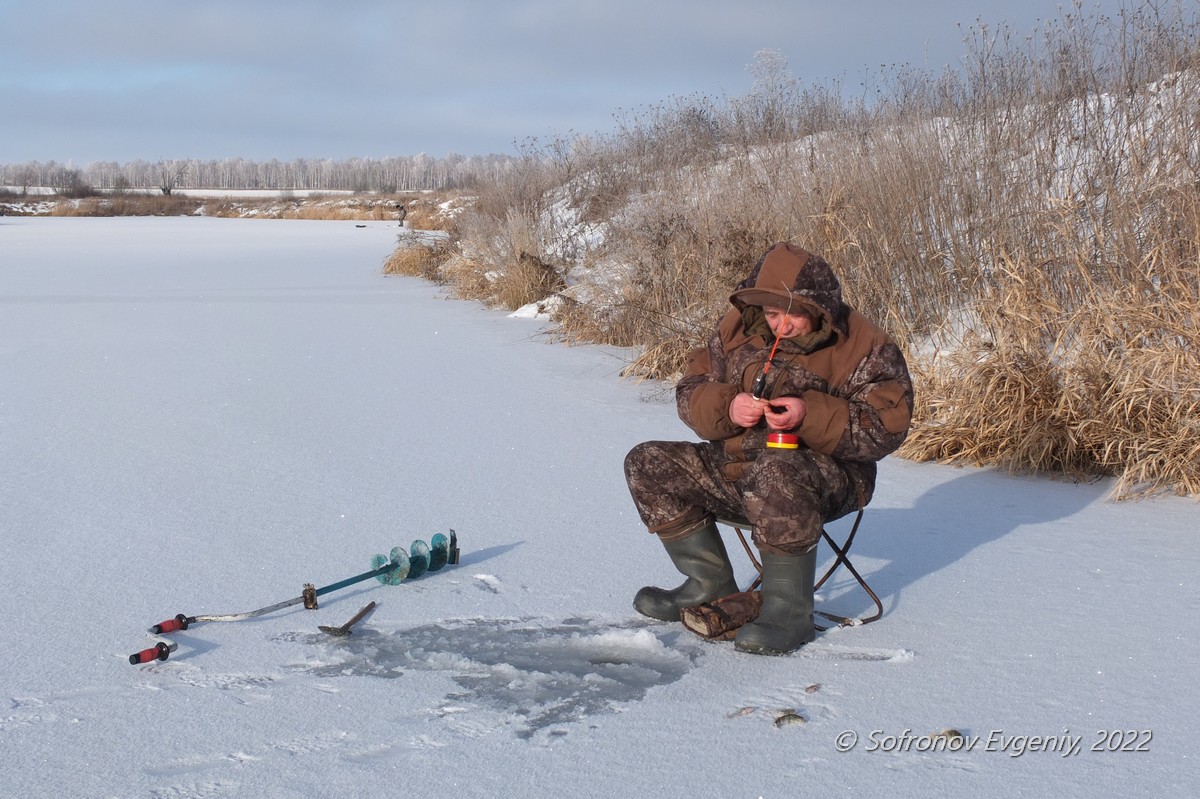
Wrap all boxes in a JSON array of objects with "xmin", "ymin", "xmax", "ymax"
[
  {"xmin": 634, "ymin": 520, "xmax": 738, "ymax": 621},
  {"xmin": 734, "ymin": 545, "xmax": 817, "ymax": 655}
]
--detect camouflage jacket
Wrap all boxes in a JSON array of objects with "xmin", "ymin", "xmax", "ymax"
[{"xmin": 676, "ymin": 243, "xmax": 913, "ymax": 485}]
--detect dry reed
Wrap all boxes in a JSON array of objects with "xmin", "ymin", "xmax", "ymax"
[{"xmin": 396, "ymin": 2, "xmax": 1200, "ymax": 497}]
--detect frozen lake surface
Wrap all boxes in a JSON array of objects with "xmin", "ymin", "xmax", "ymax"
[{"xmin": 1, "ymin": 216, "xmax": 1197, "ymax": 798}]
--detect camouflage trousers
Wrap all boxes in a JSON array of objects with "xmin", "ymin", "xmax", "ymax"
[{"xmin": 624, "ymin": 440, "xmax": 864, "ymax": 555}]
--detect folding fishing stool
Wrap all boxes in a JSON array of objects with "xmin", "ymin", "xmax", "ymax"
[{"xmin": 718, "ymin": 509, "xmax": 883, "ymax": 628}]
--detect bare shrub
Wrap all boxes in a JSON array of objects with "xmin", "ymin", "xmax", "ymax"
[{"xmin": 442, "ymin": 139, "xmax": 578, "ymax": 309}]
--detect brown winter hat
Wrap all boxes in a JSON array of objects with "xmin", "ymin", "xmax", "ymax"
[
  {"xmin": 731, "ymin": 244, "xmax": 807, "ymax": 309},
  {"xmin": 730, "ymin": 242, "xmax": 849, "ymax": 333}
]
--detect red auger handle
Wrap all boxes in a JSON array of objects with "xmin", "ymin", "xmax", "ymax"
[
  {"xmin": 128, "ymin": 641, "xmax": 178, "ymax": 665},
  {"xmin": 149, "ymin": 613, "xmax": 192, "ymax": 634}
]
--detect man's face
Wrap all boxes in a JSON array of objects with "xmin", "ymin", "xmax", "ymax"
[{"xmin": 763, "ymin": 307, "xmax": 815, "ymax": 339}]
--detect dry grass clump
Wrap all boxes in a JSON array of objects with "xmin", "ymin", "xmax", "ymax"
[
  {"xmin": 48, "ymin": 199, "xmax": 111, "ymax": 217},
  {"xmin": 382, "ymin": 237, "xmax": 454, "ymax": 282},
  {"xmin": 206, "ymin": 195, "xmax": 406, "ymax": 220},
  {"xmin": 289, "ymin": 204, "xmax": 360, "ymax": 221},
  {"xmin": 47, "ymin": 195, "xmax": 201, "ymax": 216},
  {"xmin": 437, "ymin": 251, "xmax": 493, "ymax": 302},
  {"xmin": 497, "ymin": 251, "xmax": 566, "ymax": 310},
  {"xmin": 902, "ymin": 276, "xmax": 1200, "ymax": 498},
  {"xmin": 428, "ymin": 247, "xmax": 566, "ymax": 312},
  {"xmin": 1064, "ymin": 275, "xmax": 1200, "ymax": 497},
  {"xmin": 900, "ymin": 187, "xmax": 1200, "ymax": 498},
  {"xmin": 403, "ymin": 193, "xmax": 469, "ymax": 231},
  {"xmin": 900, "ymin": 326, "xmax": 1095, "ymax": 479}
]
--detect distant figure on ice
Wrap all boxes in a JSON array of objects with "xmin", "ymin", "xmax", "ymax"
[
  {"xmin": 395, "ymin": 203, "xmax": 407, "ymax": 227},
  {"xmin": 624, "ymin": 242, "xmax": 913, "ymax": 654}
]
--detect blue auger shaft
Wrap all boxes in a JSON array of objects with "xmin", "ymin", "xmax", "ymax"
[{"xmin": 314, "ymin": 561, "xmax": 404, "ymax": 598}]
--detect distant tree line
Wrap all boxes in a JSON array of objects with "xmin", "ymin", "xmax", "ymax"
[{"xmin": 0, "ymin": 152, "xmax": 517, "ymax": 195}]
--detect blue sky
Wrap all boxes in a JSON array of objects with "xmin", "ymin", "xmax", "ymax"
[{"xmin": 0, "ymin": 0, "xmax": 1151, "ymax": 164}]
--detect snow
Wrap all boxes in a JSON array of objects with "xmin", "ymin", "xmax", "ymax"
[{"xmin": 2, "ymin": 217, "xmax": 1198, "ymax": 798}]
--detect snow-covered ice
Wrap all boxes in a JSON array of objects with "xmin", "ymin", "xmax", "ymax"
[{"xmin": 1, "ymin": 217, "xmax": 1197, "ymax": 798}]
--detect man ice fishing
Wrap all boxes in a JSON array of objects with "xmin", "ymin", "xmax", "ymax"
[{"xmin": 624, "ymin": 242, "xmax": 913, "ymax": 654}]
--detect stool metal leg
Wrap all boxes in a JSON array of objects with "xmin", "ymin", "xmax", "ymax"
[
  {"xmin": 722, "ymin": 509, "xmax": 883, "ymax": 628},
  {"xmin": 814, "ymin": 510, "xmax": 884, "ymax": 626}
]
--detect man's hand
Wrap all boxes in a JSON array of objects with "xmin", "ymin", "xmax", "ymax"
[
  {"xmin": 731, "ymin": 393, "xmax": 807, "ymax": 430},
  {"xmin": 762, "ymin": 395, "xmax": 805, "ymax": 431},
  {"xmin": 729, "ymin": 392, "xmax": 767, "ymax": 427}
]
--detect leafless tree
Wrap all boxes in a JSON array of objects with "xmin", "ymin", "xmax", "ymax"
[{"xmin": 157, "ymin": 159, "xmax": 191, "ymax": 195}]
